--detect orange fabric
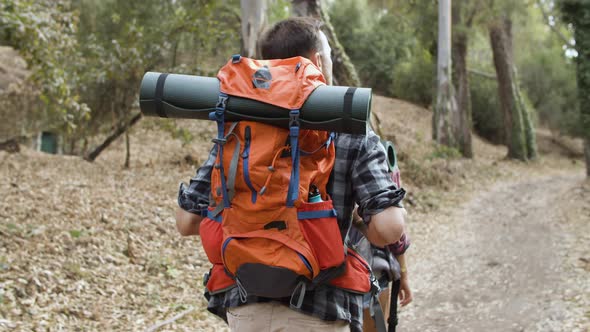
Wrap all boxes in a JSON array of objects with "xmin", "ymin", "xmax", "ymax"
[
  {"xmin": 328, "ymin": 248, "xmax": 372, "ymax": 294},
  {"xmin": 206, "ymin": 263, "xmax": 236, "ymax": 294},
  {"xmin": 217, "ymin": 56, "xmax": 326, "ymax": 110},
  {"xmin": 199, "ymin": 216, "xmax": 223, "ymax": 264},
  {"xmin": 298, "ymin": 200, "xmax": 345, "ymax": 270}
]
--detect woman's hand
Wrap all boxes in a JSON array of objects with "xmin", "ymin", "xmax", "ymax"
[{"xmin": 398, "ymin": 274, "xmax": 413, "ymax": 306}]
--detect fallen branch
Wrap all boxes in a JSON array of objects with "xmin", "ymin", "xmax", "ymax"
[
  {"xmin": 84, "ymin": 112, "xmax": 142, "ymax": 162},
  {"xmin": 144, "ymin": 307, "xmax": 196, "ymax": 332}
]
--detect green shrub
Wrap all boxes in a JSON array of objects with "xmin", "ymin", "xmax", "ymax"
[
  {"xmin": 470, "ymin": 76, "xmax": 504, "ymax": 144},
  {"xmin": 391, "ymin": 48, "xmax": 435, "ymax": 106},
  {"xmin": 330, "ymin": 0, "xmax": 434, "ymax": 104}
]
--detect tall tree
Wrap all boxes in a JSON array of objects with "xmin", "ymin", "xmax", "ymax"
[
  {"xmin": 241, "ymin": 0, "xmax": 268, "ymax": 57},
  {"xmin": 452, "ymin": 1, "xmax": 478, "ymax": 158},
  {"xmin": 560, "ymin": 0, "xmax": 590, "ymax": 176},
  {"xmin": 489, "ymin": 16, "xmax": 537, "ymax": 160},
  {"xmin": 434, "ymin": 0, "xmax": 461, "ymax": 148}
]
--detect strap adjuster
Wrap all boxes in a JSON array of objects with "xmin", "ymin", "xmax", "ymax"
[
  {"xmin": 216, "ymin": 95, "xmax": 228, "ymax": 111},
  {"xmin": 289, "ymin": 110, "xmax": 300, "ymax": 128},
  {"xmin": 212, "ymin": 137, "xmax": 227, "ymax": 145}
]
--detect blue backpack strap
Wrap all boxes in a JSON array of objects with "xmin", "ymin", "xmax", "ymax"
[
  {"xmin": 209, "ymin": 92, "xmax": 231, "ymax": 209},
  {"xmin": 286, "ymin": 109, "xmax": 300, "ymax": 207}
]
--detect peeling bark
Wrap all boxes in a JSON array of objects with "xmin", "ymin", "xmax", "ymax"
[
  {"xmin": 240, "ymin": 0, "xmax": 267, "ymax": 58},
  {"xmin": 434, "ymin": 0, "xmax": 460, "ymax": 148}
]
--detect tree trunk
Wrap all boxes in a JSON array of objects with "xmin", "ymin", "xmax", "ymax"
[
  {"xmin": 434, "ymin": 0, "xmax": 461, "ymax": 148},
  {"xmin": 240, "ymin": 0, "xmax": 268, "ymax": 57},
  {"xmin": 290, "ymin": 0, "xmax": 384, "ymax": 136},
  {"xmin": 85, "ymin": 112, "xmax": 142, "ymax": 162},
  {"xmin": 452, "ymin": 2, "xmax": 473, "ymax": 158},
  {"xmin": 489, "ymin": 19, "xmax": 528, "ymax": 160}
]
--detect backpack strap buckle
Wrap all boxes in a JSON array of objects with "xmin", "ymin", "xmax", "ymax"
[
  {"xmin": 216, "ymin": 94, "xmax": 228, "ymax": 111},
  {"xmin": 289, "ymin": 109, "xmax": 300, "ymax": 129}
]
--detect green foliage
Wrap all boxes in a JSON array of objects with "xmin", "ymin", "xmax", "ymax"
[
  {"xmin": 268, "ymin": 0, "xmax": 291, "ymax": 24},
  {"xmin": 329, "ymin": 0, "xmax": 435, "ymax": 104},
  {"xmin": 514, "ymin": 3, "xmax": 579, "ymax": 137},
  {"xmin": 429, "ymin": 144, "xmax": 462, "ymax": 159},
  {"xmin": 470, "ymin": 76, "xmax": 504, "ymax": 144},
  {"xmin": 69, "ymin": 229, "xmax": 83, "ymax": 238},
  {"xmin": 392, "ymin": 48, "xmax": 435, "ymax": 105},
  {"xmin": 560, "ymin": 0, "xmax": 590, "ymax": 142},
  {"xmin": 0, "ymin": 0, "xmax": 90, "ymax": 137},
  {"xmin": 0, "ymin": 0, "xmax": 241, "ymax": 155}
]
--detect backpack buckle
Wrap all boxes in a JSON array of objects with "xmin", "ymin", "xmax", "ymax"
[
  {"xmin": 289, "ymin": 110, "xmax": 300, "ymax": 128},
  {"xmin": 216, "ymin": 95, "xmax": 228, "ymax": 111}
]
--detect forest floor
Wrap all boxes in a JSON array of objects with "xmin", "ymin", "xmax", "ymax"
[{"xmin": 0, "ymin": 96, "xmax": 588, "ymax": 332}]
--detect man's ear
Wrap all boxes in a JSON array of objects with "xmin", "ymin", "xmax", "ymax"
[{"xmin": 312, "ymin": 52, "xmax": 323, "ymax": 71}]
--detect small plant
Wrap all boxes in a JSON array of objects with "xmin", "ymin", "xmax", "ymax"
[
  {"xmin": 69, "ymin": 229, "xmax": 83, "ymax": 238},
  {"xmin": 430, "ymin": 145, "xmax": 462, "ymax": 160}
]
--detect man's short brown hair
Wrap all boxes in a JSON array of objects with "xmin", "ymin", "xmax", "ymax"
[{"xmin": 258, "ymin": 17, "xmax": 322, "ymax": 60}]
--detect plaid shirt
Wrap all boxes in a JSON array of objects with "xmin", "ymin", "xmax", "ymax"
[{"xmin": 178, "ymin": 129, "xmax": 405, "ymax": 332}]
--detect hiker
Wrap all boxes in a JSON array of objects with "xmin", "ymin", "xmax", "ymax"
[{"xmin": 175, "ymin": 17, "xmax": 406, "ymax": 332}]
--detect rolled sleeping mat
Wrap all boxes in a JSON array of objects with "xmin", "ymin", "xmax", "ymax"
[
  {"xmin": 380, "ymin": 140, "xmax": 398, "ymax": 172},
  {"xmin": 139, "ymin": 72, "xmax": 372, "ymax": 134}
]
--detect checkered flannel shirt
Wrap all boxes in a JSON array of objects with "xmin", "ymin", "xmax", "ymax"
[{"xmin": 178, "ymin": 129, "xmax": 406, "ymax": 332}]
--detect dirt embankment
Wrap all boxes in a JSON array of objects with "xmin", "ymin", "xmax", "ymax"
[{"xmin": 1, "ymin": 96, "xmax": 587, "ymax": 331}]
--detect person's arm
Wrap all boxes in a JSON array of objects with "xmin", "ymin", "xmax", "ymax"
[
  {"xmin": 176, "ymin": 145, "xmax": 217, "ymax": 236},
  {"xmin": 351, "ymin": 130, "xmax": 406, "ymax": 247},
  {"xmin": 396, "ymin": 254, "xmax": 413, "ymax": 306},
  {"xmin": 176, "ymin": 208, "xmax": 203, "ymax": 236}
]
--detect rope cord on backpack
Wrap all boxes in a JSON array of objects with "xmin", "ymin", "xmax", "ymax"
[{"xmin": 260, "ymin": 145, "xmax": 290, "ymax": 196}]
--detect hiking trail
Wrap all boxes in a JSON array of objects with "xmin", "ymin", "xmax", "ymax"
[{"xmin": 399, "ymin": 170, "xmax": 589, "ymax": 332}]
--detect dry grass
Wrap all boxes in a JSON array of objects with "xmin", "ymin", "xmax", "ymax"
[{"xmin": 0, "ymin": 95, "xmax": 586, "ymax": 331}]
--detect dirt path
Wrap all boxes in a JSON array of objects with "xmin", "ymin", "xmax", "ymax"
[{"xmin": 399, "ymin": 171, "xmax": 589, "ymax": 331}]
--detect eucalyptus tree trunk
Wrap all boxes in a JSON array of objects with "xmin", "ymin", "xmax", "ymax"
[
  {"xmin": 240, "ymin": 0, "xmax": 268, "ymax": 57},
  {"xmin": 489, "ymin": 18, "xmax": 537, "ymax": 161},
  {"xmin": 434, "ymin": 0, "xmax": 461, "ymax": 148},
  {"xmin": 452, "ymin": 2, "xmax": 473, "ymax": 158}
]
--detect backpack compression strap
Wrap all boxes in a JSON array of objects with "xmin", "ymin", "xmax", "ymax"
[
  {"xmin": 210, "ymin": 93, "xmax": 231, "ymax": 209},
  {"xmin": 286, "ymin": 109, "xmax": 300, "ymax": 207}
]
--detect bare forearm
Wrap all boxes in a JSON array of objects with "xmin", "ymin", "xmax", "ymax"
[
  {"xmin": 396, "ymin": 253, "xmax": 407, "ymax": 275},
  {"xmin": 175, "ymin": 207, "xmax": 203, "ymax": 236}
]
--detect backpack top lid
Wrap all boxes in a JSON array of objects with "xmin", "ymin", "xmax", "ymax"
[{"xmin": 217, "ymin": 55, "xmax": 326, "ymax": 110}]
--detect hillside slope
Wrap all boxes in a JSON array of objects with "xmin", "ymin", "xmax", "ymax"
[{"xmin": 0, "ymin": 95, "xmax": 587, "ymax": 331}]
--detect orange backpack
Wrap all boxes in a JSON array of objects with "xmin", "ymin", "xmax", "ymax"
[{"xmin": 199, "ymin": 55, "xmax": 373, "ymax": 304}]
